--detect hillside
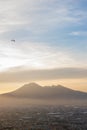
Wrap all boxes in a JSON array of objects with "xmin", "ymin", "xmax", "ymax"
[
  {"xmin": 2, "ymin": 83, "xmax": 87, "ymax": 100},
  {"xmin": 0, "ymin": 83, "xmax": 87, "ymax": 107}
]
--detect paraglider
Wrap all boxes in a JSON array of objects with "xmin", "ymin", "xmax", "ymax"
[{"xmin": 11, "ymin": 39, "xmax": 15, "ymax": 43}]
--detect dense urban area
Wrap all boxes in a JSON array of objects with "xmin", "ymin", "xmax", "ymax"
[{"xmin": 0, "ymin": 105, "xmax": 87, "ymax": 130}]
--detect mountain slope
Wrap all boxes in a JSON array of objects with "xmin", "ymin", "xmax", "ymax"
[{"xmin": 2, "ymin": 83, "xmax": 87, "ymax": 100}]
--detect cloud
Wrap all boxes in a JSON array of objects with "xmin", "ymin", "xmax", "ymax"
[
  {"xmin": 0, "ymin": 40, "xmax": 87, "ymax": 71},
  {"xmin": 0, "ymin": 67, "xmax": 87, "ymax": 82},
  {"xmin": 0, "ymin": 0, "xmax": 87, "ymax": 72},
  {"xmin": 0, "ymin": 41, "xmax": 75, "ymax": 70},
  {"xmin": 70, "ymin": 31, "xmax": 87, "ymax": 36},
  {"xmin": 0, "ymin": 0, "xmax": 86, "ymax": 37}
]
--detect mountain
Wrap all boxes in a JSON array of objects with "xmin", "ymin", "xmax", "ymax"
[
  {"xmin": 1, "ymin": 83, "xmax": 87, "ymax": 106},
  {"xmin": 2, "ymin": 82, "xmax": 87, "ymax": 99}
]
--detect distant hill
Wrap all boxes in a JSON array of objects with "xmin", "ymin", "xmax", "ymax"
[{"xmin": 0, "ymin": 83, "xmax": 87, "ymax": 106}]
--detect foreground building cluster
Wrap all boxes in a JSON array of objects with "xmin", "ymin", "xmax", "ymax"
[{"xmin": 0, "ymin": 105, "xmax": 87, "ymax": 130}]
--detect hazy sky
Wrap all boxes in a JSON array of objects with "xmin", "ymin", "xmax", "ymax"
[{"xmin": 0, "ymin": 0, "xmax": 87, "ymax": 93}]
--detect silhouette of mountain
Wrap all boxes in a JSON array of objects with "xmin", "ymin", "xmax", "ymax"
[{"xmin": 2, "ymin": 83, "xmax": 87, "ymax": 100}]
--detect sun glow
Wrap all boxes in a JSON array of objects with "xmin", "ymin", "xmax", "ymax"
[{"xmin": 0, "ymin": 41, "xmax": 76, "ymax": 71}]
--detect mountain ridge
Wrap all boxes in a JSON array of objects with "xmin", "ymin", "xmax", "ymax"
[
  {"xmin": 0, "ymin": 82, "xmax": 87, "ymax": 107},
  {"xmin": 1, "ymin": 82, "xmax": 87, "ymax": 100}
]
